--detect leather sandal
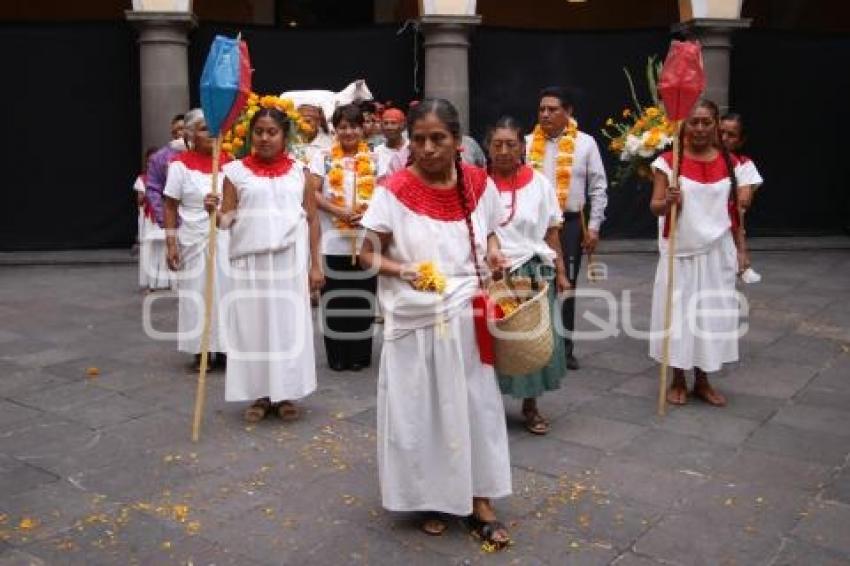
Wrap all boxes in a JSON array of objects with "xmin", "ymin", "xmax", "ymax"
[{"xmin": 243, "ymin": 397, "xmax": 272, "ymax": 423}]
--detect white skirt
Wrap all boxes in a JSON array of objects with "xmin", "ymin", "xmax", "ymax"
[
  {"xmin": 174, "ymin": 231, "xmax": 230, "ymax": 354},
  {"xmin": 649, "ymin": 232, "xmax": 739, "ymax": 372},
  {"xmin": 224, "ymin": 239, "xmax": 316, "ymax": 403},
  {"xmin": 378, "ymin": 309, "xmax": 512, "ymax": 515},
  {"xmin": 140, "ymin": 218, "xmax": 170, "ymax": 290}
]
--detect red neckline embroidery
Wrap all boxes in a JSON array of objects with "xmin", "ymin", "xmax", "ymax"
[
  {"xmin": 242, "ymin": 154, "xmax": 294, "ymax": 177},
  {"xmin": 383, "ymin": 165, "xmax": 489, "ymax": 221},
  {"xmin": 660, "ymin": 151, "xmax": 742, "ymax": 185},
  {"xmin": 173, "ymin": 150, "xmax": 231, "ymax": 174},
  {"xmin": 490, "ymin": 165, "xmax": 534, "ymax": 191},
  {"xmin": 659, "ymin": 151, "xmax": 742, "ymax": 239}
]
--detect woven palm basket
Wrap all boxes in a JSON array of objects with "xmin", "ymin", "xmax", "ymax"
[{"xmin": 488, "ymin": 278, "xmax": 554, "ymax": 377}]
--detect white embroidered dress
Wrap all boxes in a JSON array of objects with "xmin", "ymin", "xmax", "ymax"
[
  {"xmin": 221, "ymin": 155, "xmax": 317, "ymax": 402},
  {"xmin": 163, "ymin": 152, "xmax": 231, "ymax": 354},
  {"xmin": 649, "ymin": 152, "xmax": 755, "ymax": 372},
  {"xmin": 360, "ymin": 166, "xmax": 512, "ymax": 515}
]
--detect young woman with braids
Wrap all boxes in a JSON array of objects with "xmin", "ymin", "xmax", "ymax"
[
  {"xmin": 649, "ymin": 99, "xmax": 753, "ymax": 407},
  {"xmin": 485, "ymin": 116, "xmax": 571, "ymax": 435},
  {"xmin": 359, "ymin": 99, "xmax": 513, "ymax": 547}
]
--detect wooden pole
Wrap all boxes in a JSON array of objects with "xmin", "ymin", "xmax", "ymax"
[
  {"xmin": 579, "ymin": 208, "xmax": 596, "ymax": 282},
  {"xmin": 191, "ymin": 136, "xmax": 221, "ymax": 442},
  {"xmin": 351, "ymin": 169, "xmax": 358, "ymax": 265},
  {"xmin": 658, "ymin": 124, "xmax": 681, "ymax": 417}
]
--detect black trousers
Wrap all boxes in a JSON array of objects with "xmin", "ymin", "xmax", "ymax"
[
  {"xmin": 559, "ymin": 212, "xmax": 583, "ymax": 358},
  {"xmin": 320, "ymin": 254, "xmax": 377, "ymax": 367}
]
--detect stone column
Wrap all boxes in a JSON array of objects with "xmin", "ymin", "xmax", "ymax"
[
  {"xmin": 673, "ymin": 18, "xmax": 751, "ymax": 113},
  {"xmin": 419, "ymin": 14, "xmax": 481, "ymax": 134},
  {"xmin": 125, "ymin": 10, "xmax": 197, "ymax": 150}
]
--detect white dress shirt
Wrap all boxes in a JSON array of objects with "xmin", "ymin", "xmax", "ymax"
[{"xmin": 525, "ymin": 129, "xmax": 608, "ymax": 231}]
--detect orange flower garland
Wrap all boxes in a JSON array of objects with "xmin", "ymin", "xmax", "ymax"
[
  {"xmin": 529, "ymin": 118, "xmax": 578, "ymax": 210},
  {"xmin": 328, "ymin": 141, "xmax": 376, "ymax": 231},
  {"xmin": 221, "ymin": 92, "xmax": 312, "ymax": 159}
]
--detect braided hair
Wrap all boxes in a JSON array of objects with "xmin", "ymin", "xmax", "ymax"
[{"xmin": 407, "ymin": 98, "xmax": 484, "ymax": 284}]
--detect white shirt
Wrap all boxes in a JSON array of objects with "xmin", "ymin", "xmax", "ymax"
[
  {"xmin": 652, "ymin": 153, "xmax": 749, "ymax": 257},
  {"xmin": 163, "ymin": 160, "xmax": 225, "ymax": 253},
  {"xmin": 361, "ymin": 172, "xmax": 503, "ymax": 339},
  {"xmin": 308, "ymin": 149, "xmax": 377, "ymax": 256},
  {"xmin": 525, "ymin": 129, "xmax": 608, "ymax": 231},
  {"xmin": 291, "ymin": 131, "xmax": 333, "ymax": 170},
  {"xmin": 374, "ymin": 140, "xmax": 408, "ymax": 180},
  {"xmin": 222, "ymin": 159, "xmax": 306, "ymax": 259},
  {"xmin": 492, "ymin": 169, "xmax": 562, "ymax": 271}
]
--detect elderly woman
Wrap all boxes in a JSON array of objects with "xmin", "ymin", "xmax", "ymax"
[
  {"xmin": 164, "ymin": 109, "xmax": 230, "ymax": 372},
  {"xmin": 360, "ymin": 98, "xmax": 513, "ymax": 548},
  {"xmin": 486, "ymin": 116, "xmax": 570, "ymax": 435},
  {"xmin": 308, "ymin": 104, "xmax": 378, "ymax": 372},
  {"xmin": 209, "ymin": 105, "xmax": 324, "ymax": 423}
]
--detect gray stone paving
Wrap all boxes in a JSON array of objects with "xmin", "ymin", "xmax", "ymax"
[{"xmin": 0, "ymin": 249, "xmax": 849, "ymax": 565}]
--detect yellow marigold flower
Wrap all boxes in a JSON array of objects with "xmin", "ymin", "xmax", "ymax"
[
  {"xmin": 556, "ymin": 155, "xmax": 574, "ymax": 167},
  {"xmin": 645, "ymin": 107, "xmax": 660, "ymax": 119},
  {"xmin": 245, "ymin": 108, "xmax": 257, "ymax": 119},
  {"xmin": 299, "ymin": 120, "xmax": 314, "ymax": 134},
  {"xmin": 330, "ymin": 145, "xmax": 345, "ymax": 159},
  {"xmin": 622, "ymin": 108, "xmax": 632, "ymax": 118},
  {"xmin": 280, "ymin": 98, "xmax": 295, "ymax": 112},
  {"xmin": 259, "ymin": 95, "xmax": 278, "ymax": 109},
  {"xmin": 414, "ymin": 261, "xmax": 447, "ymax": 294},
  {"xmin": 355, "ymin": 160, "xmax": 372, "ymax": 176},
  {"xmin": 328, "ymin": 168, "xmax": 345, "ymax": 188},
  {"xmin": 233, "ymin": 137, "xmax": 244, "ymax": 149},
  {"xmin": 234, "ymin": 123, "xmax": 247, "ymax": 137},
  {"xmin": 221, "ymin": 142, "xmax": 233, "ymax": 153},
  {"xmin": 558, "ymin": 138, "xmax": 575, "ymax": 152}
]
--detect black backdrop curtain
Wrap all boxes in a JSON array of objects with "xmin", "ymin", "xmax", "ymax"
[
  {"xmin": 0, "ymin": 23, "xmax": 141, "ymax": 251},
  {"xmin": 1, "ymin": 23, "xmax": 847, "ymax": 250}
]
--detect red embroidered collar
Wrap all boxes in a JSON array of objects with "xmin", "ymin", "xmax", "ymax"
[
  {"xmin": 242, "ymin": 153, "xmax": 294, "ymax": 178},
  {"xmin": 660, "ymin": 151, "xmax": 742, "ymax": 185},
  {"xmin": 490, "ymin": 165, "xmax": 534, "ymax": 191},
  {"xmin": 173, "ymin": 150, "xmax": 231, "ymax": 174},
  {"xmin": 383, "ymin": 164, "xmax": 489, "ymax": 221}
]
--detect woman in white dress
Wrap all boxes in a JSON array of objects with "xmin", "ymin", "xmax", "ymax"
[
  {"xmin": 360, "ymin": 98, "xmax": 513, "ymax": 547},
  {"xmin": 207, "ymin": 106, "xmax": 325, "ymax": 422},
  {"xmin": 164, "ymin": 109, "xmax": 231, "ymax": 372},
  {"xmin": 649, "ymin": 99, "xmax": 751, "ymax": 407},
  {"xmin": 486, "ymin": 117, "xmax": 570, "ymax": 435}
]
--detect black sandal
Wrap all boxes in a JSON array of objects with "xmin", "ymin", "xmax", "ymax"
[{"xmin": 467, "ymin": 514, "xmax": 511, "ymax": 548}]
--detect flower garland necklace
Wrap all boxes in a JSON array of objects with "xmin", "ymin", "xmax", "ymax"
[
  {"xmin": 327, "ymin": 140, "xmax": 376, "ymax": 230},
  {"xmin": 529, "ymin": 118, "xmax": 578, "ymax": 210}
]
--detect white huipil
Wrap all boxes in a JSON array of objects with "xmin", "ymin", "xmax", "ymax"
[
  {"xmin": 649, "ymin": 152, "xmax": 751, "ymax": 372},
  {"xmin": 491, "ymin": 167, "xmax": 562, "ymax": 272},
  {"xmin": 221, "ymin": 155, "xmax": 317, "ymax": 402},
  {"xmin": 163, "ymin": 152, "xmax": 231, "ymax": 354},
  {"xmin": 360, "ymin": 166, "xmax": 512, "ymax": 515}
]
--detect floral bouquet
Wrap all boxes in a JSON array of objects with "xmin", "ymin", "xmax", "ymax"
[{"xmin": 601, "ymin": 56, "xmax": 677, "ymax": 185}]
